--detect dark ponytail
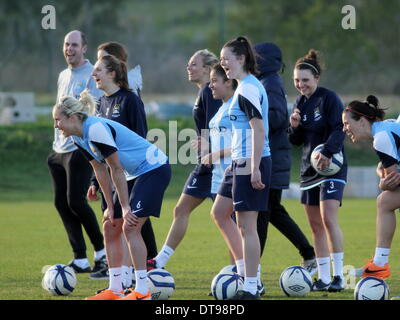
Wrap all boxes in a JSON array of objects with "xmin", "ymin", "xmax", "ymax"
[
  {"xmin": 344, "ymin": 95, "xmax": 386, "ymax": 122},
  {"xmin": 100, "ymin": 55, "xmax": 131, "ymax": 92},
  {"xmin": 223, "ymin": 36, "xmax": 259, "ymax": 76}
]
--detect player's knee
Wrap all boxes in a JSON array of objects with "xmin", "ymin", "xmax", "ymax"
[
  {"xmin": 321, "ymin": 216, "xmax": 336, "ymax": 232},
  {"xmin": 309, "ymin": 219, "xmax": 325, "ymax": 235},
  {"xmin": 122, "ymin": 220, "xmax": 140, "ymax": 238},
  {"xmin": 173, "ymin": 204, "xmax": 189, "ymax": 219},
  {"xmin": 211, "ymin": 208, "xmax": 225, "ymax": 227}
]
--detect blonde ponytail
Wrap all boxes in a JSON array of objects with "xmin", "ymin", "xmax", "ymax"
[
  {"xmin": 54, "ymin": 89, "xmax": 96, "ymax": 121},
  {"xmin": 79, "ymin": 89, "xmax": 96, "ymax": 116}
]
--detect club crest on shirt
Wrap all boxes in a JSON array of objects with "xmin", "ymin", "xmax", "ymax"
[
  {"xmin": 112, "ymin": 104, "xmax": 121, "ymax": 117},
  {"xmin": 314, "ymin": 107, "xmax": 322, "ymax": 121}
]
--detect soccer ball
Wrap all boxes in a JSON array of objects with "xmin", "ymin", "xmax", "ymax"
[
  {"xmin": 354, "ymin": 277, "xmax": 389, "ymax": 300},
  {"xmin": 211, "ymin": 271, "xmax": 243, "ymax": 300},
  {"xmin": 147, "ymin": 268, "xmax": 175, "ymax": 300},
  {"xmin": 42, "ymin": 264, "xmax": 76, "ymax": 296},
  {"xmin": 310, "ymin": 144, "xmax": 343, "ymax": 176},
  {"xmin": 218, "ymin": 264, "xmax": 237, "ymax": 275},
  {"xmin": 279, "ymin": 266, "xmax": 312, "ymax": 297}
]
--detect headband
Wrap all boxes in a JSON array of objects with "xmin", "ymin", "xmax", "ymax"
[
  {"xmin": 345, "ymin": 106, "xmax": 376, "ymax": 120},
  {"xmin": 296, "ymin": 62, "xmax": 319, "ymax": 75}
]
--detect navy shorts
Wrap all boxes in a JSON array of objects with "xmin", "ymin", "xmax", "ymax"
[
  {"xmin": 129, "ymin": 163, "xmax": 171, "ymax": 218},
  {"xmin": 218, "ymin": 157, "xmax": 271, "ymax": 212},
  {"xmin": 182, "ymin": 163, "xmax": 213, "ymax": 199},
  {"xmin": 102, "ymin": 163, "xmax": 171, "ymax": 219},
  {"xmin": 301, "ymin": 179, "xmax": 345, "ymax": 206}
]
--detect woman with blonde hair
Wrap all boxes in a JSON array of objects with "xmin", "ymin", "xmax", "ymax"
[
  {"xmin": 147, "ymin": 49, "xmax": 222, "ymax": 270},
  {"xmin": 53, "ymin": 91, "xmax": 171, "ymax": 300}
]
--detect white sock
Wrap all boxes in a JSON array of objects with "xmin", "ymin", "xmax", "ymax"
[
  {"xmin": 243, "ymin": 277, "xmax": 258, "ymax": 295},
  {"xmin": 235, "ymin": 259, "xmax": 245, "ymax": 277},
  {"xmin": 73, "ymin": 258, "xmax": 90, "ymax": 269},
  {"xmin": 257, "ymin": 264, "xmax": 261, "ymax": 284},
  {"xmin": 94, "ymin": 248, "xmax": 106, "ymax": 261},
  {"xmin": 331, "ymin": 252, "xmax": 344, "ymax": 278},
  {"xmin": 134, "ymin": 269, "xmax": 148, "ymax": 295},
  {"xmin": 373, "ymin": 248, "xmax": 390, "ymax": 266},
  {"xmin": 121, "ymin": 265, "xmax": 133, "ymax": 288},
  {"xmin": 155, "ymin": 245, "xmax": 174, "ymax": 268},
  {"xmin": 316, "ymin": 257, "xmax": 331, "ymax": 284},
  {"xmin": 108, "ymin": 267, "xmax": 123, "ymax": 292}
]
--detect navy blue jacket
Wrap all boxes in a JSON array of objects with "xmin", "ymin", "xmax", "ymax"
[
  {"xmin": 96, "ymin": 88, "xmax": 148, "ymax": 138},
  {"xmin": 288, "ymin": 87, "xmax": 347, "ymax": 185},
  {"xmin": 254, "ymin": 42, "xmax": 291, "ymax": 189},
  {"xmin": 91, "ymin": 88, "xmax": 148, "ymax": 187}
]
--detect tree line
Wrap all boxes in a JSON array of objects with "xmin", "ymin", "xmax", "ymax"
[{"xmin": 0, "ymin": 0, "xmax": 398, "ymax": 96}]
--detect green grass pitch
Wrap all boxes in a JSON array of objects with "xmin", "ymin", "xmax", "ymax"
[{"xmin": 0, "ymin": 197, "xmax": 399, "ymax": 300}]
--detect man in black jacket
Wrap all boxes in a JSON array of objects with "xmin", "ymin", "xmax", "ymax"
[{"xmin": 254, "ymin": 42, "xmax": 316, "ymax": 274}]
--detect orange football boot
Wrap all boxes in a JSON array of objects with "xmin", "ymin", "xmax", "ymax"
[
  {"xmin": 362, "ymin": 260, "xmax": 390, "ymax": 279},
  {"xmin": 118, "ymin": 290, "xmax": 151, "ymax": 300},
  {"xmin": 85, "ymin": 289, "xmax": 124, "ymax": 300}
]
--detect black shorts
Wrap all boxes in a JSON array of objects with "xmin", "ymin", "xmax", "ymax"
[
  {"xmin": 218, "ymin": 157, "xmax": 271, "ymax": 212},
  {"xmin": 182, "ymin": 163, "xmax": 213, "ymax": 199},
  {"xmin": 301, "ymin": 179, "xmax": 345, "ymax": 206}
]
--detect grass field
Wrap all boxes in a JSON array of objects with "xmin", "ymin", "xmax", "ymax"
[
  {"xmin": 1, "ymin": 116, "xmax": 400, "ymax": 302},
  {"xmin": 1, "ymin": 196, "xmax": 399, "ymax": 300}
]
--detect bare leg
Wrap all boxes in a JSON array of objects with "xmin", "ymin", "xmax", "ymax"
[
  {"xmin": 236, "ymin": 210, "xmax": 260, "ymax": 278},
  {"xmin": 304, "ymin": 205, "xmax": 330, "ymax": 258},
  {"xmin": 164, "ymin": 193, "xmax": 205, "ymax": 249},
  {"xmin": 211, "ymin": 195, "xmax": 243, "ymax": 261},
  {"xmin": 103, "ymin": 218, "xmax": 123, "ymax": 268},
  {"xmin": 376, "ymin": 190, "xmax": 399, "ymax": 248},
  {"xmin": 123, "ymin": 217, "xmax": 149, "ymax": 271},
  {"xmin": 320, "ymin": 199, "xmax": 343, "ymax": 253}
]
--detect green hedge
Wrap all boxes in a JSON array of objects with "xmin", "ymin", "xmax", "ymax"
[{"xmin": 0, "ymin": 115, "xmax": 381, "ymax": 201}]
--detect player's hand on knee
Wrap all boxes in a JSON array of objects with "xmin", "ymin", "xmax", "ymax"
[{"xmin": 103, "ymin": 208, "xmax": 115, "ymax": 226}]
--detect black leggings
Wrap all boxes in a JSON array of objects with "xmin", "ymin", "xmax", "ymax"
[
  {"xmin": 47, "ymin": 150, "xmax": 104, "ymax": 259},
  {"xmin": 257, "ymin": 188, "xmax": 315, "ymax": 260}
]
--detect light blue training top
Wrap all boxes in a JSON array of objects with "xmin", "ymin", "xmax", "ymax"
[
  {"xmin": 372, "ymin": 121, "xmax": 400, "ymax": 169},
  {"xmin": 73, "ymin": 116, "xmax": 168, "ymax": 179},
  {"xmin": 228, "ymin": 74, "xmax": 270, "ymax": 160},
  {"xmin": 209, "ymin": 97, "xmax": 233, "ymax": 194}
]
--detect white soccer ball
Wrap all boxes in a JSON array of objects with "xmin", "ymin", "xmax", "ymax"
[
  {"xmin": 211, "ymin": 271, "xmax": 243, "ymax": 300},
  {"xmin": 311, "ymin": 144, "xmax": 343, "ymax": 176},
  {"xmin": 354, "ymin": 277, "xmax": 389, "ymax": 300},
  {"xmin": 218, "ymin": 264, "xmax": 237, "ymax": 275},
  {"xmin": 42, "ymin": 264, "xmax": 76, "ymax": 296},
  {"xmin": 279, "ymin": 266, "xmax": 313, "ymax": 297},
  {"xmin": 147, "ymin": 268, "xmax": 175, "ymax": 300}
]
